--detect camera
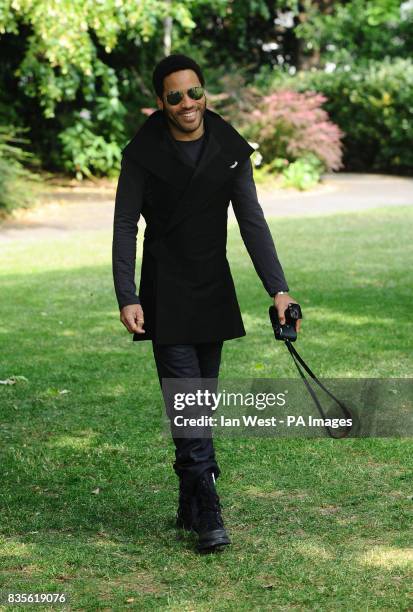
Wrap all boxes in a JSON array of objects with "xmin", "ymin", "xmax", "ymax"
[{"xmin": 269, "ymin": 303, "xmax": 303, "ymax": 342}]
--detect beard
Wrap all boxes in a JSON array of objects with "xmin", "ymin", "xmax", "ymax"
[{"xmin": 163, "ymin": 98, "xmax": 207, "ymax": 135}]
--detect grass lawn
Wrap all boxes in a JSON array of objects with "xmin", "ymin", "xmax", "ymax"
[{"xmin": 0, "ymin": 205, "xmax": 412, "ymax": 610}]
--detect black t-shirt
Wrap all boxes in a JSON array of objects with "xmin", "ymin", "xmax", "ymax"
[{"xmin": 173, "ymin": 132, "xmax": 206, "ymax": 166}]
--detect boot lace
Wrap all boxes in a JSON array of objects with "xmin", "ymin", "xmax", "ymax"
[{"xmin": 197, "ymin": 477, "xmax": 224, "ymax": 531}]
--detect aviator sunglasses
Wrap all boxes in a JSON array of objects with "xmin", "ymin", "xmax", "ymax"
[{"xmin": 165, "ymin": 86, "xmax": 205, "ymax": 106}]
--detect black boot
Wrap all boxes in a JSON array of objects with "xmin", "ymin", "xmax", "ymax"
[
  {"xmin": 194, "ymin": 470, "xmax": 231, "ymax": 552},
  {"xmin": 176, "ymin": 475, "xmax": 198, "ymax": 531}
]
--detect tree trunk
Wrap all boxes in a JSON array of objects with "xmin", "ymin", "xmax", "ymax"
[{"xmin": 163, "ymin": 0, "xmax": 173, "ymax": 56}]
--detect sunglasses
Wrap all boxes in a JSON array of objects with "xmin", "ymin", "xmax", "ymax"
[{"xmin": 165, "ymin": 86, "xmax": 205, "ymax": 106}]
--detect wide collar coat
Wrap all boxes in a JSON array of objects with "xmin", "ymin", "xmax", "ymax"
[{"xmin": 122, "ymin": 108, "xmax": 254, "ymax": 344}]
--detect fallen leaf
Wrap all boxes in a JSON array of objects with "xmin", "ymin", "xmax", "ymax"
[{"xmin": 0, "ymin": 375, "xmax": 29, "ymax": 385}]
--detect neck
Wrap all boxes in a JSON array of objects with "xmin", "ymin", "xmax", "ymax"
[{"xmin": 168, "ymin": 118, "xmax": 205, "ymax": 142}]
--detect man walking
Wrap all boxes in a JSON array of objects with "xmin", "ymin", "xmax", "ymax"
[{"xmin": 112, "ymin": 54, "xmax": 300, "ymax": 553}]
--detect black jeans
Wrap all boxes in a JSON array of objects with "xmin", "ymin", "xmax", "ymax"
[{"xmin": 152, "ymin": 341, "xmax": 223, "ymax": 484}]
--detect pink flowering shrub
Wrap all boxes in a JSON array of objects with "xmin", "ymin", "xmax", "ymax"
[{"xmin": 244, "ymin": 89, "xmax": 344, "ymax": 172}]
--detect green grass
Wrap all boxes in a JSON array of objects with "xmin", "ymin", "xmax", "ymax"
[{"xmin": 0, "ymin": 206, "xmax": 412, "ymax": 610}]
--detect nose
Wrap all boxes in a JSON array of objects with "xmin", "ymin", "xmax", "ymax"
[{"xmin": 180, "ymin": 92, "xmax": 195, "ymax": 107}]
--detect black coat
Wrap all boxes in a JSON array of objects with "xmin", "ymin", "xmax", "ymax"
[{"xmin": 121, "ymin": 108, "xmax": 255, "ymax": 344}]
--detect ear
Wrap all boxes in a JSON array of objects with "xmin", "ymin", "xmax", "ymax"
[{"xmin": 156, "ymin": 96, "xmax": 163, "ymax": 110}]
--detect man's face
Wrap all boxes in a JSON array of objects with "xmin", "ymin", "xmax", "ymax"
[{"xmin": 156, "ymin": 69, "xmax": 206, "ymax": 135}]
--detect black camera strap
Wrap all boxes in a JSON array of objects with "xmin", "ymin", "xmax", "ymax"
[{"xmin": 284, "ymin": 340, "xmax": 354, "ymax": 439}]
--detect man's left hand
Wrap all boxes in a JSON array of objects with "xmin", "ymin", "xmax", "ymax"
[{"xmin": 274, "ymin": 293, "xmax": 302, "ymax": 333}]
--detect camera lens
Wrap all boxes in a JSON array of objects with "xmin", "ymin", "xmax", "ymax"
[{"xmin": 290, "ymin": 305, "xmax": 299, "ymax": 319}]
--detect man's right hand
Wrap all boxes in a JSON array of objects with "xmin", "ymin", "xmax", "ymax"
[{"xmin": 120, "ymin": 304, "xmax": 145, "ymax": 334}]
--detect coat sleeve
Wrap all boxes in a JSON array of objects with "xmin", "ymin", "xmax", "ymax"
[
  {"xmin": 230, "ymin": 158, "xmax": 289, "ymax": 297},
  {"xmin": 112, "ymin": 156, "xmax": 145, "ymax": 310}
]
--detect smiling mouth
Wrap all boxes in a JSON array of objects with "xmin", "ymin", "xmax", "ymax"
[{"xmin": 180, "ymin": 110, "xmax": 197, "ymax": 121}]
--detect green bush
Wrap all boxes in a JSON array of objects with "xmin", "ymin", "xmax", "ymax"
[
  {"xmin": 251, "ymin": 153, "xmax": 324, "ymax": 191},
  {"xmin": 280, "ymin": 154, "xmax": 325, "ymax": 191},
  {"xmin": 256, "ymin": 58, "xmax": 413, "ymax": 174},
  {"xmin": 57, "ymin": 69, "xmax": 128, "ymax": 179},
  {"xmin": 59, "ymin": 121, "xmax": 122, "ymax": 181},
  {"xmin": 0, "ymin": 127, "xmax": 40, "ymax": 216}
]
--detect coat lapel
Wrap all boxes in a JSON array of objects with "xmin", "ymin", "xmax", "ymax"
[
  {"xmin": 122, "ymin": 111, "xmax": 194, "ymax": 190},
  {"xmin": 122, "ymin": 108, "xmax": 254, "ymax": 236}
]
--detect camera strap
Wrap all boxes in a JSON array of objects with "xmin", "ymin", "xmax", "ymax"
[{"xmin": 284, "ymin": 340, "xmax": 354, "ymax": 439}]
